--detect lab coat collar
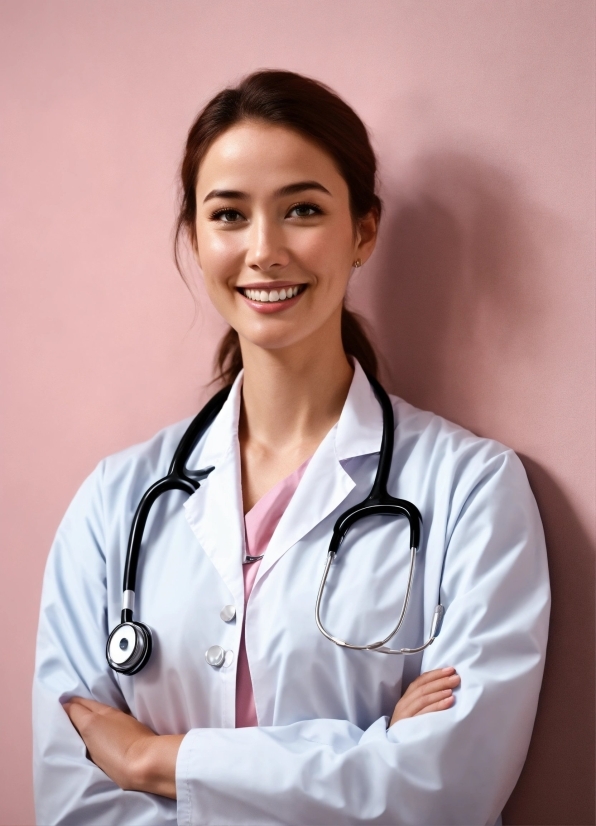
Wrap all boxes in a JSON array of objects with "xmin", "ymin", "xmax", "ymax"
[
  {"xmin": 187, "ymin": 359, "xmax": 383, "ymax": 469},
  {"xmin": 183, "ymin": 372, "xmax": 246, "ymax": 606},
  {"xmin": 183, "ymin": 360, "xmax": 384, "ymax": 597},
  {"xmin": 334, "ymin": 360, "xmax": 384, "ymax": 462},
  {"xmin": 191, "ymin": 370, "xmax": 245, "ymax": 469},
  {"xmin": 255, "ymin": 361, "xmax": 383, "ymax": 582}
]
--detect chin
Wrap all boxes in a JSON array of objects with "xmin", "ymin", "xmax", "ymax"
[
  {"xmin": 237, "ymin": 321, "xmax": 316, "ymax": 353},
  {"xmin": 241, "ymin": 333, "xmax": 306, "ymax": 353}
]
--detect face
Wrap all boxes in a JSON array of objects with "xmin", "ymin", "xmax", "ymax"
[{"xmin": 193, "ymin": 120, "xmax": 377, "ymax": 355}]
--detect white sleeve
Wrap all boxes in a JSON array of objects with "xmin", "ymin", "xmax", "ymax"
[
  {"xmin": 175, "ymin": 450, "xmax": 550, "ymax": 826},
  {"xmin": 32, "ymin": 463, "xmax": 177, "ymax": 826}
]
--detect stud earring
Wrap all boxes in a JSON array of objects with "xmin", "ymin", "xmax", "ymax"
[{"xmin": 353, "ymin": 259, "xmax": 362, "ymax": 268}]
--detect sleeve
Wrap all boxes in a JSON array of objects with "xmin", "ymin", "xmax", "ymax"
[
  {"xmin": 175, "ymin": 450, "xmax": 550, "ymax": 826},
  {"xmin": 32, "ymin": 463, "xmax": 177, "ymax": 826}
]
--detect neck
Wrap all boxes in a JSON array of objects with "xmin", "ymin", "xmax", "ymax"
[{"xmin": 238, "ymin": 316, "xmax": 353, "ymax": 455}]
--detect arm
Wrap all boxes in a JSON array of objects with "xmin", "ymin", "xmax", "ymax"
[
  {"xmin": 170, "ymin": 449, "xmax": 549, "ymax": 825},
  {"xmin": 63, "ymin": 697, "xmax": 182, "ymax": 799},
  {"xmin": 61, "ymin": 669, "xmax": 460, "ymax": 798},
  {"xmin": 67, "ymin": 449, "xmax": 548, "ymax": 825},
  {"xmin": 33, "ymin": 464, "xmax": 177, "ymax": 826}
]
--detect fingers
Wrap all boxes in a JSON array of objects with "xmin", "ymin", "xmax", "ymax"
[
  {"xmin": 408, "ymin": 667, "xmax": 456, "ymax": 687},
  {"xmin": 402, "ymin": 670, "xmax": 459, "ymax": 700},
  {"xmin": 63, "ymin": 700, "xmax": 95, "ymax": 735},
  {"xmin": 390, "ymin": 667, "xmax": 460, "ymax": 726},
  {"xmin": 62, "ymin": 697, "xmax": 126, "ymax": 737},
  {"xmin": 406, "ymin": 687, "xmax": 456, "ymax": 717},
  {"xmin": 402, "ymin": 667, "xmax": 458, "ymax": 696},
  {"xmin": 63, "ymin": 698, "xmax": 92, "ymax": 717},
  {"xmin": 65, "ymin": 696, "xmax": 115, "ymax": 714},
  {"xmin": 415, "ymin": 695, "xmax": 455, "ymax": 716}
]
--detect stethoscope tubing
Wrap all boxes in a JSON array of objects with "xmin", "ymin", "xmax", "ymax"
[
  {"xmin": 315, "ymin": 546, "xmax": 417, "ymax": 651},
  {"xmin": 120, "ymin": 385, "xmax": 231, "ymax": 622},
  {"xmin": 109, "ymin": 374, "xmax": 444, "ymax": 675},
  {"xmin": 314, "ymin": 374, "xmax": 442, "ymax": 655},
  {"xmin": 121, "ymin": 476, "xmax": 198, "ymax": 623}
]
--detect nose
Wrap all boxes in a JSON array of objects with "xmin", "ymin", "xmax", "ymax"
[{"xmin": 245, "ymin": 214, "xmax": 290, "ymax": 272}]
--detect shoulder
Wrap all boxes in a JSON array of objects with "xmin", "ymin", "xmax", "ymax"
[
  {"xmin": 389, "ymin": 393, "xmax": 530, "ymax": 507},
  {"xmin": 62, "ymin": 417, "xmax": 195, "ymax": 528},
  {"xmin": 391, "ymin": 393, "xmax": 512, "ymax": 459},
  {"xmin": 43, "ymin": 418, "xmax": 197, "ymax": 592},
  {"xmin": 387, "ymin": 396, "xmax": 546, "ymax": 583},
  {"xmin": 100, "ymin": 417, "xmax": 192, "ymax": 485}
]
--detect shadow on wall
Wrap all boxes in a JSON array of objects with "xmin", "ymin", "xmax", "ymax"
[
  {"xmin": 370, "ymin": 151, "xmax": 555, "ymax": 424},
  {"xmin": 368, "ymin": 152, "xmax": 595, "ymax": 826},
  {"xmin": 510, "ymin": 456, "xmax": 595, "ymax": 826}
]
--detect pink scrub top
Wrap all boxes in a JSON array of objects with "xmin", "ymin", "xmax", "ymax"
[{"xmin": 236, "ymin": 459, "xmax": 311, "ymax": 727}]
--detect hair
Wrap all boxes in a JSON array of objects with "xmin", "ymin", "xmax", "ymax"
[{"xmin": 174, "ymin": 69, "xmax": 382, "ymax": 384}]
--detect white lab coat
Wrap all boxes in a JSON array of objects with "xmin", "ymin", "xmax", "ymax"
[{"xmin": 33, "ymin": 361, "xmax": 550, "ymax": 826}]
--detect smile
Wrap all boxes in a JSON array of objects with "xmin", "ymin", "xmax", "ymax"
[{"xmin": 237, "ymin": 285, "xmax": 307, "ymax": 303}]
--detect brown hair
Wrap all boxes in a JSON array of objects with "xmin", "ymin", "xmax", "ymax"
[{"xmin": 174, "ymin": 69, "xmax": 382, "ymax": 384}]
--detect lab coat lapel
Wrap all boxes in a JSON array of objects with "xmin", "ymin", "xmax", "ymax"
[
  {"xmin": 183, "ymin": 362, "xmax": 384, "ymax": 592},
  {"xmin": 183, "ymin": 377, "xmax": 246, "ymax": 607},
  {"xmin": 255, "ymin": 362, "xmax": 384, "ymax": 583},
  {"xmin": 255, "ymin": 429, "xmax": 355, "ymax": 582}
]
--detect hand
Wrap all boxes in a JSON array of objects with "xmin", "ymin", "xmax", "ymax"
[
  {"xmin": 390, "ymin": 667, "xmax": 460, "ymax": 726},
  {"xmin": 63, "ymin": 697, "xmax": 183, "ymax": 799}
]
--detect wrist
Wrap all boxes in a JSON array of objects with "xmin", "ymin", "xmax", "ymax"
[{"xmin": 131, "ymin": 734, "xmax": 183, "ymax": 799}]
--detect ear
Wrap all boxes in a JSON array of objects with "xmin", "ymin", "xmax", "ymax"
[{"xmin": 354, "ymin": 209, "xmax": 379, "ymax": 264}]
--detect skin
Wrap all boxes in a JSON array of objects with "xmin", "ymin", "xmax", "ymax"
[
  {"xmin": 192, "ymin": 120, "xmax": 376, "ymax": 509},
  {"xmin": 64, "ymin": 121, "xmax": 460, "ymax": 798}
]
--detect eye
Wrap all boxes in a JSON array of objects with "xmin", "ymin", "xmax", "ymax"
[
  {"xmin": 287, "ymin": 202, "xmax": 323, "ymax": 219},
  {"xmin": 210, "ymin": 208, "xmax": 245, "ymax": 224}
]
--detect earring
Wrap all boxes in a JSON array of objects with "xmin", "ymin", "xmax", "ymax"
[{"xmin": 353, "ymin": 259, "xmax": 362, "ymax": 268}]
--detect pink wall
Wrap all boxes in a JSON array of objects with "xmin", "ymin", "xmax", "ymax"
[{"xmin": 1, "ymin": 2, "xmax": 594, "ymax": 823}]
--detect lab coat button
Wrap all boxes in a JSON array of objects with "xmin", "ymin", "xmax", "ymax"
[
  {"xmin": 223, "ymin": 650, "xmax": 234, "ymax": 667},
  {"xmin": 220, "ymin": 605, "xmax": 236, "ymax": 622},
  {"xmin": 205, "ymin": 645, "xmax": 225, "ymax": 668}
]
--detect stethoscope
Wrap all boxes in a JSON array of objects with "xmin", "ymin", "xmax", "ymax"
[{"xmin": 106, "ymin": 375, "xmax": 445, "ymax": 675}]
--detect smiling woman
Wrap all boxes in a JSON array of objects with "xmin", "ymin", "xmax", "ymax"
[
  {"xmin": 193, "ymin": 120, "xmax": 364, "ymax": 353},
  {"xmin": 33, "ymin": 70, "xmax": 549, "ymax": 826},
  {"xmin": 174, "ymin": 71, "xmax": 381, "ymax": 386}
]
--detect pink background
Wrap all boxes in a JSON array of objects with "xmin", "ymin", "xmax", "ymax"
[{"xmin": 1, "ymin": 2, "xmax": 594, "ymax": 823}]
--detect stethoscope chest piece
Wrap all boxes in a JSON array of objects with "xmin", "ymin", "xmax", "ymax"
[{"xmin": 106, "ymin": 621, "xmax": 152, "ymax": 675}]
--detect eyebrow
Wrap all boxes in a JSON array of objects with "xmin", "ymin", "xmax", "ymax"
[{"xmin": 202, "ymin": 180, "xmax": 332, "ymax": 203}]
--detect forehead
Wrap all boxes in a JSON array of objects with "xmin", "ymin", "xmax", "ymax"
[{"xmin": 195, "ymin": 121, "xmax": 347, "ymax": 194}]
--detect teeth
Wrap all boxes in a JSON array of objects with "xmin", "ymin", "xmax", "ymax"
[{"xmin": 242, "ymin": 286, "xmax": 301, "ymax": 303}]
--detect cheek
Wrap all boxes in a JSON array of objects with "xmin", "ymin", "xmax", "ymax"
[
  {"xmin": 196, "ymin": 226, "xmax": 243, "ymax": 278},
  {"xmin": 196, "ymin": 239, "xmax": 243, "ymax": 314},
  {"xmin": 306, "ymin": 219, "xmax": 351, "ymax": 256},
  {"xmin": 300, "ymin": 224, "xmax": 354, "ymax": 292}
]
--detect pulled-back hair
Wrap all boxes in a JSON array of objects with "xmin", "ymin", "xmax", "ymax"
[{"xmin": 174, "ymin": 69, "xmax": 382, "ymax": 383}]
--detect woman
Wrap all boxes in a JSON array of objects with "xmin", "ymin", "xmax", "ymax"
[{"xmin": 33, "ymin": 70, "xmax": 550, "ymax": 826}]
